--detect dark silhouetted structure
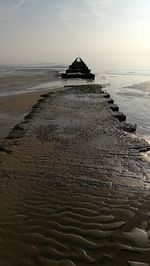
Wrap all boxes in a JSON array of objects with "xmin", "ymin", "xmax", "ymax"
[{"xmin": 62, "ymin": 57, "xmax": 95, "ymax": 80}]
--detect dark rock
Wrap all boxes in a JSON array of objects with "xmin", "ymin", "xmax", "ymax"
[
  {"xmin": 40, "ymin": 93, "xmax": 49, "ymax": 98},
  {"xmin": 139, "ymin": 146, "xmax": 150, "ymax": 152},
  {"xmin": 24, "ymin": 113, "xmax": 34, "ymax": 120},
  {"xmin": 103, "ymin": 93, "xmax": 110, "ymax": 98},
  {"xmin": 120, "ymin": 122, "xmax": 137, "ymax": 133},
  {"xmin": 7, "ymin": 124, "xmax": 26, "ymax": 139},
  {"xmin": 113, "ymin": 112, "xmax": 126, "ymax": 122},
  {"xmin": 107, "ymin": 98, "xmax": 114, "ymax": 104},
  {"xmin": 110, "ymin": 104, "xmax": 119, "ymax": 111},
  {"xmin": 62, "ymin": 57, "xmax": 95, "ymax": 80},
  {"xmin": 0, "ymin": 144, "xmax": 12, "ymax": 154},
  {"xmin": 38, "ymin": 99, "xmax": 44, "ymax": 103}
]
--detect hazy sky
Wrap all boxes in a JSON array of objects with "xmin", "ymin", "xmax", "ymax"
[{"xmin": 0, "ymin": 0, "xmax": 150, "ymax": 68}]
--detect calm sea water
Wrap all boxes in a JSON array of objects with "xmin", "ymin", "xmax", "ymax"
[
  {"xmin": 95, "ymin": 70, "xmax": 150, "ymax": 138},
  {"xmin": 0, "ymin": 65, "xmax": 149, "ymax": 141}
]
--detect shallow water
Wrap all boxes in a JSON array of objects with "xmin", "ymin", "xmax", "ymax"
[{"xmin": 95, "ymin": 70, "xmax": 150, "ymax": 136}]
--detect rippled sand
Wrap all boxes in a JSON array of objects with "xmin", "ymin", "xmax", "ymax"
[{"xmin": 0, "ymin": 85, "xmax": 150, "ymax": 266}]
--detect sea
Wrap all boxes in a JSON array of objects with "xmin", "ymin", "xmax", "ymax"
[{"xmin": 0, "ymin": 64, "xmax": 150, "ymax": 143}]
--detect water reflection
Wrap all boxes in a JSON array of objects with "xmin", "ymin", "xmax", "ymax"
[{"xmin": 96, "ymin": 71, "xmax": 150, "ymax": 136}]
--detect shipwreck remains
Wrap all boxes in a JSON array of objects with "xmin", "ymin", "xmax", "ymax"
[{"xmin": 62, "ymin": 57, "xmax": 95, "ymax": 80}]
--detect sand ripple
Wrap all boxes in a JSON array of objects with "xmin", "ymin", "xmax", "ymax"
[
  {"xmin": 0, "ymin": 185, "xmax": 150, "ymax": 265},
  {"xmin": 0, "ymin": 86, "xmax": 150, "ymax": 265}
]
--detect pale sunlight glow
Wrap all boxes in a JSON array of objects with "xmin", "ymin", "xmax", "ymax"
[{"xmin": 0, "ymin": 0, "xmax": 150, "ymax": 68}]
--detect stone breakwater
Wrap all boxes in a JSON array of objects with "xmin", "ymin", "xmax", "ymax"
[{"xmin": 0, "ymin": 84, "xmax": 150, "ymax": 266}]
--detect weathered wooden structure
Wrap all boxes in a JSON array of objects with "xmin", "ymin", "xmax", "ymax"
[{"xmin": 62, "ymin": 57, "xmax": 95, "ymax": 79}]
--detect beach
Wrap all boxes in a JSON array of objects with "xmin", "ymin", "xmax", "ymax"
[
  {"xmin": 0, "ymin": 66, "xmax": 150, "ymax": 265},
  {"xmin": 1, "ymin": 0, "xmax": 150, "ymax": 264},
  {"xmin": 0, "ymin": 84, "xmax": 150, "ymax": 265},
  {"xmin": 0, "ymin": 65, "xmax": 150, "ymax": 141},
  {"xmin": 0, "ymin": 66, "xmax": 62, "ymax": 139},
  {"xmin": 0, "ymin": 92, "xmax": 42, "ymax": 137}
]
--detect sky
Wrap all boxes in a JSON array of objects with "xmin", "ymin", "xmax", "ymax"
[{"xmin": 0, "ymin": 0, "xmax": 150, "ymax": 69}]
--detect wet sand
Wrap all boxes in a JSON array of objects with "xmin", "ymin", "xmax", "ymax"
[
  {"xmin": 0, "ymin": 71, "xmax": 59, "ymax": 93},
  {"xmin": 0, "ymin": 85, "xmax": 150, "ymax": 266},
  {"xmin": 0, "ymin": 69, "xmax": 60, "ymax": 139},
  {"xmin": 0, "ymin": 88, "xmax": 64, "ymax": 139},
  {"xmin": 0, "ymin": 92, "xmax": 47, "ymax": 139},
  {"xmin": 0, "ymin": 91, "xmax": 43, "ymax": 114}
]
